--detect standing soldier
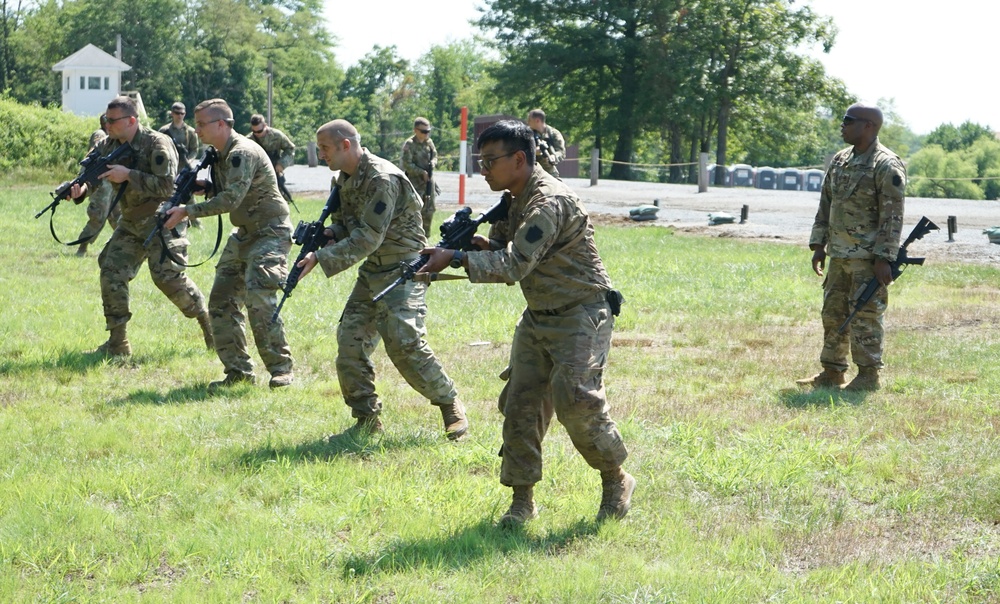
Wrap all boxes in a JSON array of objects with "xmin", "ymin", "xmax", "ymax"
[
  {"xmin": 418, "ymin": 120, "xmax": 634, "ymax": 526},
  {"xmin": 797, "ymin": 103, "xmax": 906, "ymax": 392},
  {"xmin": 74, "ymin": 114, "xmax": 121, "ymax": 256},
  {"xmin": 159, "ymin": 102, "xmax": 199, "ymax": 169},
  {"xmin": 163, "ymin": 99, "xmax": 294, "ymax": 389},
  {"xmin": 400, "ymin": 116, "xmax": 437, "ymax": 236},
  {"xmin": 69, "ymin": 96, "xmax": 212, "ymax": 357},
  {"xmin": 527, "ymin": 109, "xmax": 565, "ymax": 179},
  {"xmin": 294, "ymin": 119, "xmax": 467, "ymax": 440},
  {"xmin": 248, "ymin": 114, "xmax": 296, "ymax": 207}
]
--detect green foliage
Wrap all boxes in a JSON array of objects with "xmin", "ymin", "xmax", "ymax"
[
  {"xmin": 907, "ymin": 144, "xmax": 983, "ymax": 200},
  {"xmin": 925, "ymin": 120, "xmax": 996, "ymax": 152},
  {"xmin": 0, "ymin": 97, "xmax": 95, "ymax": 174}
]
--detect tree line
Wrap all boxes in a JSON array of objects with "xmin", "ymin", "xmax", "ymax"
[{"xmin": 1, "ymin": 0, "xmax": 997, "ymax": 198}]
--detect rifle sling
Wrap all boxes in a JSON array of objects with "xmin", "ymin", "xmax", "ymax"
[
  {"xmin": 154, "ymin": 214, "xmax": 224, "ymax": 267},
  {"xmin": 49, "ymin": 182, "xmax": 129, "ymax": 246}
]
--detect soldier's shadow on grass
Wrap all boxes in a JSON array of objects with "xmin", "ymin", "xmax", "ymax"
[
  {"xmin": 107, "ymin": 384, "xmax": 218, "ymax": 406},
  {"xmin": 237, "ymin": 430, "xmax": 441, "ymax": 469},
  {"xmin": 778, "ymin": 387, "xmax": 869, "ymax": 408},
  {"xmin": 339, "ymin": 518, "xmax": 599, "ymax": 577},
  {"xmin": 0, "ymin": 348, "xmax": 194, "ymax": 377}
]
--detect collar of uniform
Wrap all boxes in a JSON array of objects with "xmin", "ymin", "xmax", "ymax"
[
  {"xmin": 218, "ymin": 131, "xmax": 240, "ymax": 161},
  {"xmin": 850, "ymin": 136, "xmax": 882, "ymax": 167},
  {"xmin": 128, "ymin": 124, "xmax": 153, "ymax": 150},
  {"xmin": 338, "ymin": 148, "xmax": 374, "ymax": 187}
]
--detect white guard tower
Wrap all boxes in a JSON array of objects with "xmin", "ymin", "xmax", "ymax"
[{"xmin": 52, "ymin": 44, "xmax": 131, "ymax": 117}]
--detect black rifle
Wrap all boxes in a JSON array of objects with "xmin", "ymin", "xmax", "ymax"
[
  {"xmin": 36, "ymin": 142, "xmax": 133, "ymax": 219},
  {"xmin": 372, "ymin": 196, "xmax": 509, "ymax": 303},
  {"xmin": 838, "ymin": 216, "xmax": 939, "ymax": 333},
  {"xmin": 277, "ymin": 172, "xmax": 300, "ymax": 213},
  {"xmin": 532, "ymin": 132, "xmax": 556, "ymax": 166},
  {"xmin": 272, "ymin": 185, "xmax": 342, "ymax": 322},
  {"xmin": 424, "ymin": 164, "xmax": 433, "ymax": 199},
  {"xmin": 144, "ymin": 148, "xmax": 219, "ymax": 249}
]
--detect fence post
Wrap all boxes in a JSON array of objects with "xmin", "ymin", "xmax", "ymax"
[
  {"xmin": 590, "ymin": 148, "xmax": 600, "ymax": 186},
  {"xmin": 698, "ymin": 152, "xmax": 708, "ymax": 193},
  {"xmin": 948, "ymin": 215, "xmax": 957, "ymax": 242},
  {"xmin": 306, "ymin": 141, "xmax": 318, "ymax": 168}
]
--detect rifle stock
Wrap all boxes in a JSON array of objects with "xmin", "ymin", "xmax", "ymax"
[
  {"xmin": 837, "ymin": 216, "xmax": 939, "ymax": 334},
  {"xmin": 371, "ymin": 195, "xmax": 509, "ymax": 303}
]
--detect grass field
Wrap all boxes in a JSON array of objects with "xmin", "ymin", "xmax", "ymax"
[{"xmin": 3, "ymin": 184, "xmax": 1000, "ymax": 602}]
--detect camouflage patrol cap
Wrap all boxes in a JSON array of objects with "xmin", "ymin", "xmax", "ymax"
[
  {"xmin": 170, "ymin": 102, "xmax": 186, "ymax": 113},
  {"xmin": 414, "ymin": 117, "xmax": 431, "ymax": 131}
]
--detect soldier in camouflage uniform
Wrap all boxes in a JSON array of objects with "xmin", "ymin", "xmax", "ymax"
[
  {"xmin": 527, "ymin": 109, "xmax": 566, "ymax": 179},
  {"xmin": 74, "ymin": 114, "xmax": 121, "ymax": 256},
  {"xmin": 295, "ymin": 119, "xmax": 467, "ymax": 441},
  {"xmin": 419, "ymin": 120, "xmax": 634, "ymax": 526},
  {"xmin": 249, "ymin": 114, "xmax": 295, "ymax": 204},
  {"xmin": 400, "ymin": 116, "xmax": 438, "ymax": 236},
  {"xmin": 158, "ymin": 102, "xmax": 199, "ymax": 169},
  {"xmin": 70, "ymin": 96, "xmax": 212, "ymax": 357},
  {"xmin": 797, "ymin": 104, "xmax": 906, "ymax": 392},
  {"xmin": 163, "ymin": 99, "xmax": 294, "ymax": 389}
]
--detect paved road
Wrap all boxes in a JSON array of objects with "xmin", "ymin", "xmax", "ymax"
[{"xmin": 284, "ymin": 165, "xmax": 1000, "ymax": 265}]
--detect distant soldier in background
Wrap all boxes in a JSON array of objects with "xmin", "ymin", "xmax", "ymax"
[
  {"xmin": 248, "ymin": 114, "xmax": 297, "ymax": 211},
  {"xmin": 164, "ymin": 99, "xmax": 295, "ymax": 390},
  {"xmin": 400, "ymin": 116, "xmax": 437, "ymax": 236},
  {"xmin": 70, "ymin": 95, "xmax": 212, "ymax": 357},
  {"xmin": 159, "ymin": 102, "xmax": 199, "ymax": 169},
  {"xmin": 159, "ymin": 102, "xmax": 201, "ymax": 227},
  {"xmin": 527, "ymin": 109, "xmax": 565, "ymax": 179},
  {"xmin": 74, "ymin": 114, "xmax": 121, "ymax": 256},
  {"xmin": 797, "ymin": 103, "xmax": 906, "ymax": 392}
]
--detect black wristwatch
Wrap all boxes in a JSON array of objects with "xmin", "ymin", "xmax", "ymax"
[{"xmin": 450, "ymin": 250, "xmax": 465, "ymax": 269}]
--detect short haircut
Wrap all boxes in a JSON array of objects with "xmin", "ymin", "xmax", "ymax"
[
  {"xmin": 528, "ymin": 109, "xmax": 546, "ymax": 122},
  {"xmin": 317, "ymin": 119, "xmax": 361, "ymax": 146},
  {"xmin": 477, "ymin": 120, "xmax": 535, "ymax": 169},
  {"xmin": 106, "ymin": 96, "xmax": 138, "ymax": 117},
  {"xmin": 250, "ymin": 114, "xmax": 266, "ymax": 127},
  {"xmin": 194, "ymin": 98, "xmax": 236, "ymax": 127}
]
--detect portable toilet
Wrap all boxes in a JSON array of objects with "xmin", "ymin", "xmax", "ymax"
[
  {"xmin": 804, "ymin": 168, "xmax": 824, "ymax": 192},
  {"xmin": 779, "ymin": 168, "xmax": 802, "ymax": 191},
  {"xmin": 730, "ymin": 163, "xmax": 754, "ymax": 187},
  {"xmin": 755, "ymin": 167, "xmax": 778, "ymax": 189},
  {"xmin": 707, "ymin": 163, "xmax": 731, "ymax": 186}
]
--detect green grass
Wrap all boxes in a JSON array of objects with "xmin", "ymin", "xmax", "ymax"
[{"xmin": 4, "ymin": 186, "xmax": 1000, "ymax": 602}]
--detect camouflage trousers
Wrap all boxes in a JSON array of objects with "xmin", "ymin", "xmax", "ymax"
[
  {"xmin": 77, "ymin": 180, "xmax": 121, "ymax": 243},
  {"xmin": 420, "ymin": 186, "xmax": 436, "ymax": 240},
  {"xmin": 98, "ymin": 216, "xmax": 207, "ymax": 331},
  {"xmin": 336, "ymin": 260, "xmax": 458, "ymax": 419},
  {"xmin": 820, "ymin": 257, "xmax": 887, "ymax": 371},
  {"xmin": 499, "ymin": 298, "xmax": 628, "ymax": 487},
  {"xmin": 209, "ymin": 224, "xmax": 294, "ymax": 378}
]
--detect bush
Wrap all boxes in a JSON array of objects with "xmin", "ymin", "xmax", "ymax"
[{"xmin": 0, "ymin": 97, "xmax": 97, "ymax": 175}]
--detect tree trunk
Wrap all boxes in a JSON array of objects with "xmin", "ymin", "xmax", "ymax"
[{"xmin": 715, "ymin": 99, "xmax": 731, "ymax": 186}]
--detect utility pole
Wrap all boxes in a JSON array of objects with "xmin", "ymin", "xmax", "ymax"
[{"xmin": 266, "ymin": 60, "xmax": 273, "ymax": 125}]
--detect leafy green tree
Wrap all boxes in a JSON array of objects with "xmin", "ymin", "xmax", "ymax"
[
  {"xmin": 925, "ymin": 120, "xmax": 996, "ymax": 152},
  {"xmin": 338, "ymin": 45, "xmax": 415, "ymax": 157},
  {"xmin": 907, "ymin": 144, "xmax": 982, "ymax": 200}
]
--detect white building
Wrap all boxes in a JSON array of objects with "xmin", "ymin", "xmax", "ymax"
[{"xmin": 51, "ymin": 44, "xmax": 131, "ymax": 117}]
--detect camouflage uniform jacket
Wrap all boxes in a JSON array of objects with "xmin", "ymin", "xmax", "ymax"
[
  {"xmin": 185, "ymin": 132, "xmax": 290, "ymax": 232},
  {"xmin": 158, "ymin": 122, "xmax": 199, "ymax": 163},
  {"xmin": 533, "ymin": 124, "xmax": 565, "ymax": 172},
  {"xmin": 466, "ymin": 165, "xmax": 612, "ymax": 311},
  {"xmin": 249, "ymin": 128, "xmax": 295, "ymax": 169},
  {"xmin": 88, "ymin": 128, "xmax": 107, "ymax": 152},
  {"xmin": 93, "ymin": 125, "xmax": 178, "ymax": 223},
  {"xmin": 400, "ymin": 136, "xmax": 437, "ymax": 189},
  {"xmin": 809, "ymin": 137, "xmax": 906, "ymax": 261},
  {"xmin": 316, "ymin": 149, "xmax": 426, "ymax": 278}
]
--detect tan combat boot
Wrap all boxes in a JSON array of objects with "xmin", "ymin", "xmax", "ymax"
[
  {"xmin": 92, "ymin": 325, "xmax": 131, "ymax": 357},
  {"xmin": 208, "ymin": 372, "xmax": 255, "ymax": 390},
  {"xmin": 439, "ymin": 401, "xmax": 469, "ymax": 441},
  {"xmin": 498, "ymin": 485, "xmax": 538, "ymax": 528},
  {"xmin": 268, "ymin": 372, "xmax": 294, "ymax": 389},
  {"xmin": 196, "ymin": 311, "xmax": 214, "ymax": 350},
  {"xmin": 597, "ymin": 468, "xmax": 637, "ymax": 522},
  {"xmin": 795, "ymin": 367, "xmax": 847, "ymax": 388},
  {"xmin": 844, "ymin": 366, "xmax": 880, "ymax": 392},
  {"xmin": 350, "ymin": 414, "xmax": 384, "ymax": 435}
]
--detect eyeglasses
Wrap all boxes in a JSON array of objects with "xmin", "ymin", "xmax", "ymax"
[
  {"xmin": 105, "ymin": 115, "xmax": 134, "ymax": 124},
  {"xmin": 417, "ymin": 129, "xmax": 430, "ymax": 134},
  {"xmin": 252, "ymin": 127, "xmax": 265, "ymax": 134},
  {"xmin": 478, "ymin": 151, "xmax": 517, "ymax": 171},
  {"xmin": 171, "ymin": 111, "xmax": 185, "ymax": 115},
  {"xmin": 196, "ymin": 119, "xmax": 223, "ymax": 129},
  {"xmin": 841, "ymin": 115, "xmax": 871, "ymax": 125}
]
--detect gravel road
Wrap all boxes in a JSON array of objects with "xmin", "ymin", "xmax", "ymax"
[{"xmin": 284, "ymin": 165, "xmax": 1000, "ymax": 265}]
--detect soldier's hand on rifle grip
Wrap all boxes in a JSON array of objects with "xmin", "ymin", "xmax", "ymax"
[
  {"xmin": 417, "ymin": 247, "xmax": 454, "ymax": 274},
  {"xmin": 810, "ymin": 246, "xmax": 826, "ymax": 277},
  {"xmin": 70, "ymin": 182, "xmax": 87, "ymax": 201},
  {"xmin": 874, "ymin": 258, "xmax": 893, "ymax": 286},
  {"xmin": 296, "ymin": 251, "xmax": 319, "ymax": 280},
  {"xmin": 163, "ymin": 206, "xmax": 188, "ymax": 230},
  {"xmin": 101, "ymin": 164, "xmax": 130, "ymax": 184},
  {"xmin": 471, "ymin": 235, "xmax": 491, "ymax": 250}
]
